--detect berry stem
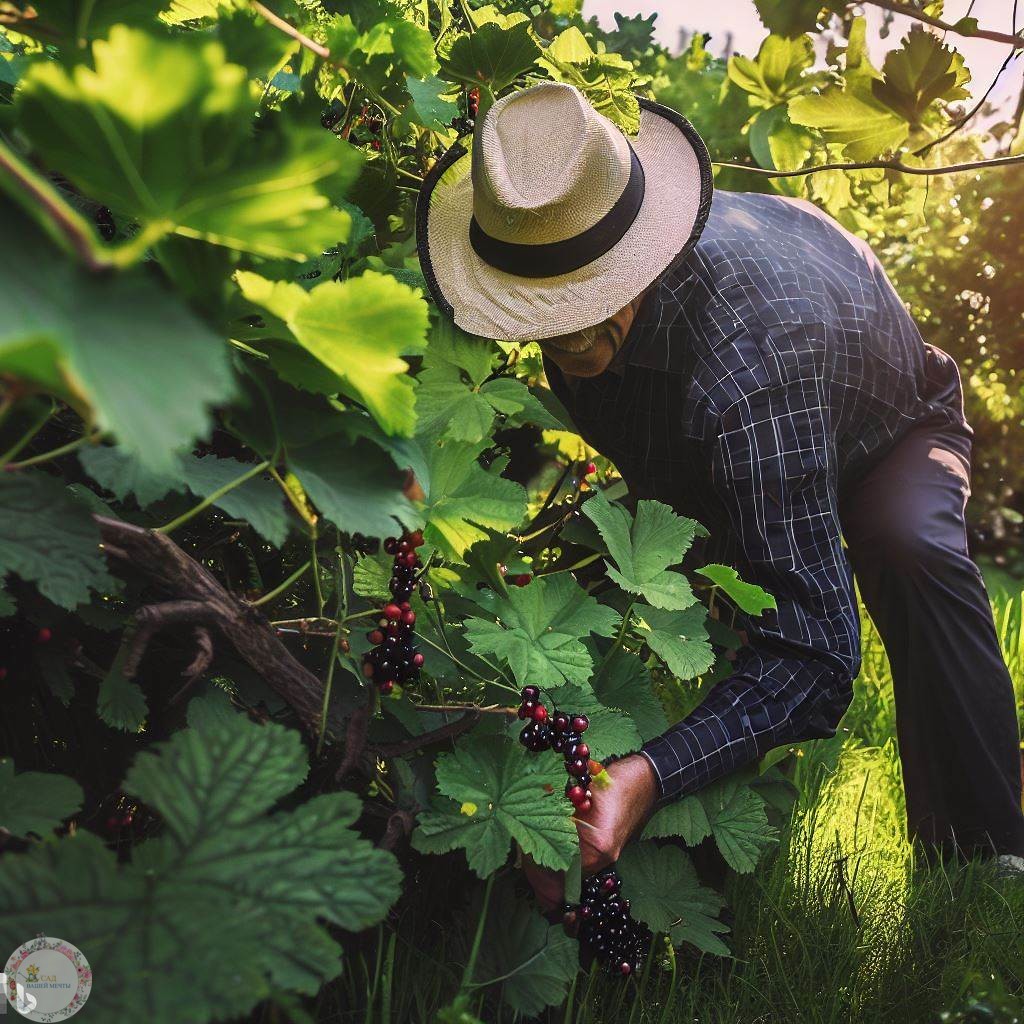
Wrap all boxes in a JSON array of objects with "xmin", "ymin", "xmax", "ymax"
[
  {"xmin": 597, "ymin": 598, "xmax": 636, "ymax": 672},
  {"xmin": 156, "ymin": 459, "xmax": 271, "ymax": 534},
  {"xmin": 251, "ymin": 558, "xmax": 313, "ymax": 607},
  {"xmin": 0, "ymin": 396, "xmax": 55, "ymax": 466},
  {"xmin": 459, "ymin": 872, "xmax": 495, "ymax": 993},
  {"xmin": 317, "ymin": 549, "xmax": 350, "ymax": 757},
  {"xmin": 3, "ymin": 428, "xmax": 102, "ymax": 471}
]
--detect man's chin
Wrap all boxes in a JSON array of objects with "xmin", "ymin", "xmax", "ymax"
[{"xmin": 541, "ymin": 340, "xmax": 615, "ymax": 378}]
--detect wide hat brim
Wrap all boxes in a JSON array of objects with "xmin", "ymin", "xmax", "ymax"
[{"xmin": 416, "ymin": 97, "xmax": 713, "ymax": 343}]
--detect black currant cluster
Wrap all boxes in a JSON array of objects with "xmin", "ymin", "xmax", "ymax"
[
  {"xmin": 516, "ymin": 686, "xmax": 593, "ymax": 813},
  {"xmin": 562, "ymin": 867, "xmax": 652, "ymax": 977},
  {"xmin": 361, "ymin": 530, "xmax": 425, "ymax": 696}
]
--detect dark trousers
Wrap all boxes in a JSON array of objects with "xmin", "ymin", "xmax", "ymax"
[{"xmin": 841, "ymin": 424, "xmax": 1024, "ymax": 858}]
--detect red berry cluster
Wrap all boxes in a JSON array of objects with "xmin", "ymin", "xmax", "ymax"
[
  {"xmin": 562, "ymin": 867, "xmax": 652, "ymax": 977},
  {"xmin": 467, "ymin": 87, "xmax": 480, "ymax": 119},
  {"xmin": 517, "ymin": 686, "xmax": 593, "ymax": 813},
  {"xmin": 361, "ymin": 531, "xmax": 425, "ymax": 696}
]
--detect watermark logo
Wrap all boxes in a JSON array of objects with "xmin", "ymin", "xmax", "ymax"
[{"xmin": 2, "ymin": 937, "xmax": 91, "ymax": 1020}]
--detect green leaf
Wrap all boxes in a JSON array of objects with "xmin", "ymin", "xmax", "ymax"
[
  {"xmin": 442, "ymin": 21, "xmax": 541, "ymax": 93},
  {"xmin": 98, "ymin": 635, "xmax": 148, "ymax": 732},
  {"xmin": 476, "ymin": 882, "xmax": 579, "ymax": 1017},
  {"xmin": 727, "ymin": 34, "xmax": 814, "ymax": 107},
  {"xmin": 0, "ymin": 473, "xmax": 116, "ymax": 610},
  {"xmin": 872, "ymin": 26, "xmax": 970, "ymax": 126},
  {"xmin": 78, "ymin": 444, "xmax": 180, "ymax": 506},
  {"xmin": 180, "ymin": 454, "xmax": 290, "ymax": 547},
  {"xmin": 18, "ymin": 27, "xmax": 359, "ymax": 260},
  {"xmin": 590, "ymin": 647, "xmax": 668, "ymax": 742},
  {"xmin": 583, "ymin": 491, "xmax": 699, "ymax": 609},
  {"xmin": 695, "ymin": 563, "xmax": 776, "ymax": 615},
  {"xmin": 0, "ymin": 760, "xmax": 83, "ymax": 838},
  {"xmin": 547, "ymin": 684, "xmax": 641, "ymax": 760},
  {"xmin": 0, "ymin": 715, "xmax": 401, "ymax": 1021},
  {"xmin": 749, "ymin": 104, "xmax": 813, "ymax": 171},
  {"xmin": 419, "ymin": 439, "xmax": 527, "ymax": 560},
  {"xmin": 754, "ymin": 0, "xmax": 832, "ymax": 37},
  {"xmin": 643, "ymin": 777, "xmax": 779, "ymax": 873},
  {"xmin": 0, "ymin": 202, "xmax": 234, "ymax": 473},
  {"xmin": 352, "ymin": 553, "xmax": 393, "ymax": 601},
  {"xmin": 538, "ymin": 28, "xmax": 640, "ymax": 131},
  {"xmin": 238, "ymin": 270, "xmax": 428, "ymax": 436},
  {"xmin": 635, "ymin": 603, "xmax": 715, "ymax": 681},
  {"xmin": 0, "ymin": 584, "xmax": 15, "ymax": 618},
  {"xmin": 616, "ymin": 841, "xmax": 730, "ymax": 955},
  {"xmin": 789, "ymin": 88, "xmax": 908, "ymax": 160},
  {"xmin": 414, "ymin": 734, "xmax": 577, "ymax": 874},
  {"xmin": 463, "ymin": 574, "xmax": 619, "ymax": 689},
  {"xmin": 288, "ymin": 435, "xmax": 419, "ymax": 538},
  {"xmin": 5, "ymin": 0, "xmax": 166, "ymax": 47},
  {"xmin": 406, "ymin": 73, "xmax": 460, "ymax": 130}
]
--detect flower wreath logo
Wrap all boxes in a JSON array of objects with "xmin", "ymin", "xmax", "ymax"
[{"xmin": 3, "ymin": 937, "xmax": 92, "ymax": 1021}]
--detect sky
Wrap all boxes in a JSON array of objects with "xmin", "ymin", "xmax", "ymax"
[{"xmin": 583, "ymin": 0, "xmax": 1024, "ymax": 120}]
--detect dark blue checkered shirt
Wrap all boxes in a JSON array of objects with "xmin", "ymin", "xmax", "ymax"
[{"xmin": 544, "ymin": 190, "xmax": 969, "ymax": 802}]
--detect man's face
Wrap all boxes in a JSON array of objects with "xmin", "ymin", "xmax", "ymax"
[{"xmin": 538, "ymin": 291, "xmax": 647, "ymax": 378}]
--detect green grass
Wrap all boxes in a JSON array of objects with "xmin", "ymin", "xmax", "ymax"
[{"xmin": 294, "ymin": 588, "xmax": 1024, "ymax": 1024}]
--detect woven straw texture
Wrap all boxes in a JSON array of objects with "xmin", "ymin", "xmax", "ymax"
[{"xmin": 419, "ymin": 83, "xmax": 711, "ymax": 342}]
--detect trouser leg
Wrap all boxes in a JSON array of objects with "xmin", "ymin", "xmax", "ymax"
[{"xmin": 840, "ymin": 426, "xmax": 1024, "ymax": 858}]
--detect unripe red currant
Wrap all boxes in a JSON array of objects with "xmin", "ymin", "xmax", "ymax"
[
  {"xmin": 575, "ymin": 743, "xmax": 590, "ymax": 760},
  {"xmin": 532, "ymin": 703, "xmax": 548, "ymax": 724},
  {"xmin": 401, "ymin": 609, "xmax": 416, "ymax": 626},
  {"xmin": 37, "ymin": 627, "xmax": 52, "ymax": 643},
  {"xmin": 379, "ymin": 679, "xmax": 395, "ymax": 695},
  {"xmin": 521, "ymin": 685, "xmax": 541, "ymax": 701},
  {"xmin": 572, "ymin": 714, "xmax": 590, "ymax": 733},
  {"xmin": 585, "ymin": 461, "xmax": 597, "ymax": 476},
  {"xmin": 513, "ymin": 573, "xmax": 532, "ymax": 587},
  {"xmin": 368, "ymin": 629, "xmax": 384, "ymax": 645},
  {"xmin": 407, "ymin": 529, "xmax": 424, "ymax": 548},
  {"xmin": 362, "ymin": 660, "xmax": 375, "ymax": 679},
  {"xmin": 383, "ymin": 603, "xmax": 401, "ymax": 621},
  {"xmin": 412, "ymin": 652, "xmax": 425, "ymax": 667}
]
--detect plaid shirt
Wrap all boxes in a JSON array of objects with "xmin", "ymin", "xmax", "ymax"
[{"xmin": 544, "ymin": 190, "xmax": 970, "ymax": 802}]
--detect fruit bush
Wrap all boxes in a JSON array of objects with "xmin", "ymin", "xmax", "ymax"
[{"xmin": 0, "ymin": 1, "xmax": 1018, "ymax": 1019}]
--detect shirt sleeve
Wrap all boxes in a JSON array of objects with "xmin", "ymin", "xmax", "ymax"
[{"xmin": 639, "ymin": 377, "xmax": 861, "ymax": 802}]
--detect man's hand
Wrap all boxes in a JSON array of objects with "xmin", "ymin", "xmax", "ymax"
[{"xmin": 523, "ymin": 754, "xmax": 660, "ymax": 911}]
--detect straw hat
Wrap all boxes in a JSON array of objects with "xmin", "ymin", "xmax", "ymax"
[{"xmin": 416, "ymin": 81, "xmax": 713, "ymax": 343}]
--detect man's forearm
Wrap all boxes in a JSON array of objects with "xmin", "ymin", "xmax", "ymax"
[{"xmin": 640, "ymin": 649, "xmax": 854, "ymax": 802}]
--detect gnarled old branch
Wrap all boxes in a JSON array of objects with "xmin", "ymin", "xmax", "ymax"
[{"xmin": 94, "ymin": 515, "xmax": 324, "ymax": 732}]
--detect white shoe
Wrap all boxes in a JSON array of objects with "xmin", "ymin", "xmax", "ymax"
[{"xmin": 995, "ymin": 854, "xmax": 1024, "ymax": 878}]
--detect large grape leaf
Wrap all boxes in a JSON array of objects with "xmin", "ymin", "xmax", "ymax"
[
  {"xmin": 635, "ymin": 603, "xmax": 715, "ymax": 681},
  {"xmin": 642, "ymin": 777, "xmax": 779, "ymax": 873},
  {"xmin": 1, "ymin": 0, "xmax": 166, "ymax": 47},
  {"xmin": 419, "ymin": 439, "xmax": 527, "ymax": 560},
  {"xmin": 406, "ymin": 73, "xmax": 460, "ymax": 131},
  {"xmin": 590, "ymin": 647, "xmax": 668, "ymax": 742},
  {"xmin": 789, "ymin": 88, "xmax": 908, "ymax": 160},
  {"xmin": 237, "ymin": 270, "xmax": 428, "ymax": 436},
  {"xmin": 412, "ymin": 734, "xmax": 576, "ymax": 874},
  {"xmin": 0, "ymin": 715, "xmax": 401, "ymax": 1022},
  {"xmin": 696, "ymin": 563, "xmax": 776, "ymax": 616},
  {"xmin": 17, "ymin": 27, "xmax": 358, "ymax": 260},
  {"xmin": 0, "ymin": 202, "xmax": 234, "ymax": 473},
  {"xmin": 442, "ymin": 21, "xmax": 540, "ymax": 93},
  {"xmin": 872, "ymin": 26, "xmax": 970, "ymax": 126},
  {"xmin": 416, "ymin": 324, "xmax": 562, "ymax": 443},
  {"xmin": 616, "ymin": 842, "xmax": 730, "ymax": 956},
  {"xmin": 0, "ymin": 760, "xmax": 83, "ymax": 839},
  {"xmin": 328, "ymin": 13, "xmax": 438, "ymax": 82},
  {"xmin": 583, "ymin": 491, "xmax": 699, "ymax": 609},
  {"xmin": 475, "ymin": 882, "xmax": 579, "ymax": 1017},
  {"xmin": 288, "ymin": 434, "xmax": 420, "ymax": 538},
  {"xmin": 727, "ymin": 34, "xmax": 815, "ymax": 108},
  {"xmin": 753, "ymin": 0, "xmax": 834, "ymax": 37},
  {"xmin": 537, "ymin": 27, "xmax": 640, "ymax": 131},
  {"xmin": 463, "ymin": 574, "xmax": 619, "ymax": 690},
  {"xmin": 0, "ymin": 473, "xmax": 117, "ymax": 610}
]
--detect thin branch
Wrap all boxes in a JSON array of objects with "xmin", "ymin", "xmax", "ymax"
[
  {"xmin": 249, "ymin": 1, "xmax": 329, "ymax": 58},
  {"xmin": 854, "ymin": 0, "xmax": 1024, "ymax": 48},
  {"xmin": 369, "ymin": 709, "xmax": 482, "ymax": 757},
  {"xmin": 713, "ymin": 152, "xmax": 1024, "ymax": 178}
]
